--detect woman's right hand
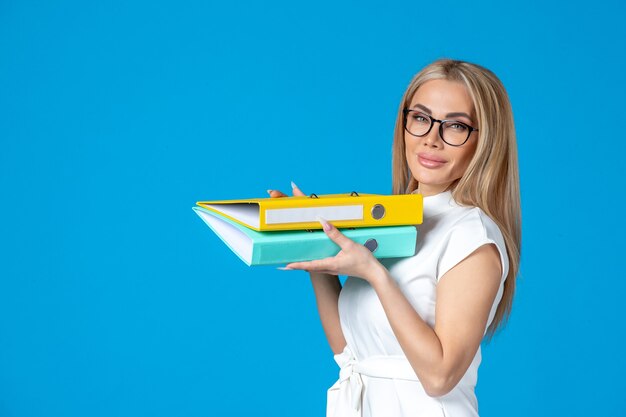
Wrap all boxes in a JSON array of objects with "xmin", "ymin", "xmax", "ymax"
[{"xmin": 267, "ymin": 181, "xmax": 306, "ymax": 198}]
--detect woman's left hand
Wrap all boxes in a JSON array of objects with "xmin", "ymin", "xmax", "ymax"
[{"xmin": 284, "ymin": 218, "xmax": 383, "ymax": 284}]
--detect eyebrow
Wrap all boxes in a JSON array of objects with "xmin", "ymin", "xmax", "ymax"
[{"xmin": 412, "ymin": 104, "xmax": 474, "ymax": 123}]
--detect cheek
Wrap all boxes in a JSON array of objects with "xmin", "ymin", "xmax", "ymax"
[{"xmin": 455, "ymin": 144, "xmax": 478, "ymax": 173}]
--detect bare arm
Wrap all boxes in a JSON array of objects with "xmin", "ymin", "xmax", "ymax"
[
  {"xmin": 309, "ymin": 272, "xmax": 347, "ymax": 354},
  {"xmin": 369, "ymin": 244, "xmax": 501, "ymax": 397}
]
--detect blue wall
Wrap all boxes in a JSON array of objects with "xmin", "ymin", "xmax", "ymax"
[{"xmin": 1, "ymin": 1, "xmax": 624, "ymax": 416}]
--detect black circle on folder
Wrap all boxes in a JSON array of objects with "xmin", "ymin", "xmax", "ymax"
[
  {"xmin": 364, "ymin": 239, "xmax": 378, "ymax": 253},
  {"xmin": 371, "ymin": 204, "xmax": 385, "ymax": 220}
]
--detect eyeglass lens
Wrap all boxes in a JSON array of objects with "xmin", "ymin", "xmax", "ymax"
[{"xmin": 405, "ymin": 111, "xmax": 471, "ymax": 146}]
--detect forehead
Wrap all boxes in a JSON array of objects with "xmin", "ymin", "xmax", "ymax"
[{"xmin": 409, "ymin": 79, "xmax": 475, "ymax": 117}]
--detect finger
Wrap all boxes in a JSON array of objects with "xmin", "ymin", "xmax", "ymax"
[
  {"xmin": 286, "ymin": 265, "xmax": 337, "ymax": 274},
  {"xmin": 285, "ymin": 261, "xmax": 314, "ymax": 270},
  {"xmin": 290, "ymin": 181, "xmax": 306, "ymax": 197},
  {"xmin": 317, "ymin": 217, "xmax": 354, "ymax": 249},
  {"xmin": 286, "ymin": 257, "xmax": 336, "ymax": 272},
  {"xmin": 267, "ymin": 189, "xmax": 288, "ymax": 198}
]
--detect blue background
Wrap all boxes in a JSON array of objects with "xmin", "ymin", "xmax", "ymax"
[{"xmin": 1, "ymin": 1, "xmax": 624, "ymax": 416}]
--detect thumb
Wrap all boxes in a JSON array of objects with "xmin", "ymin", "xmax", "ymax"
[
  {"xmin": 317, "ymin": 217, "xmax": 353, "ymax": 249},
  {"xmin": 267, "ymin": 189, "xmax": 288, "ymax": 198},
  {"xmin": 291, "ymin": 181, "xmax": 306, "ymax": 197}
]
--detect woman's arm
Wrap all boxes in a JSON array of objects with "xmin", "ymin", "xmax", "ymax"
[
  {"xmin": 369, "ymin": 244, "xmax": 501, "ymax": 397},
  {"xmin": 286, "ymin": 220, "xmax": 502, "ymax": 397},
  {"xmin": 309, "ymin": 272, "xmax": 347, "ymax": 354}
]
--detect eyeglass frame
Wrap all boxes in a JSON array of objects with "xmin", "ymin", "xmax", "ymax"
[{"xmin": 402, "ymin": 108, "xmax": 479, "ymax": 147}]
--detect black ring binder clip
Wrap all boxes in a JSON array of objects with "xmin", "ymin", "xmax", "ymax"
[{"xmin": 305, "ymin": 193, "xmax": 319, "ymax": 231}]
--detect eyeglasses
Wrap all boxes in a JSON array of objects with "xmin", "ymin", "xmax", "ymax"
[{"xmin": 403, "ymin": 109, "xmax": 478, "ymax": 147}]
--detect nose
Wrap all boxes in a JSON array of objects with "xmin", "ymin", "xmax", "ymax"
[{"xmin": 423, "ymin": 122, "xmax": 443, "ymax": 147}]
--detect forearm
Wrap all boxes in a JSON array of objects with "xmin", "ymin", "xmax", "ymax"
[
  {"xmin": 309, "ymin": 272, "xmax": 346, "ymax": 354},
  {"xmin": 368, "ymin": 265, "xmax": 451, "ymax": 394}
]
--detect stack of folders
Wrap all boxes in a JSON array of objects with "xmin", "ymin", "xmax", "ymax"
[{"xmin": 193, "ymin": 192, "xmax": 423, "ymax": 266}]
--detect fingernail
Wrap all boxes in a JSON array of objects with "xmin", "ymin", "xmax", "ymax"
[
  {"xmin": 267, "ymin": 189, "xmax": 273, "ymax": 195},
  {"xmin": 277, "ymin": 267, "xmax": 292, "ymax": 270},
  {"xmin": 291, "ymin": 181, "xmax": 298, "ymax": 189},
  {"xmin": 317, "ymin": 215, "xmax": 332, "ymax": 232}
]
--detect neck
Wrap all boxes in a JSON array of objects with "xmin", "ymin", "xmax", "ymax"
[{"xmin": 417, "ymin": 183, "xmax": 452, "ymax": 197}]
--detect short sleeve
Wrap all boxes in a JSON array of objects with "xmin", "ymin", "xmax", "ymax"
[{"xmin": 436, "ymin": 209, "xmax": 509, "ymax": 282}]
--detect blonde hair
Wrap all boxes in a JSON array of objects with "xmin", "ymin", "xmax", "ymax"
[{"xmin": 391, "ymin": 59, "xmax": 521, "ymax": 337}]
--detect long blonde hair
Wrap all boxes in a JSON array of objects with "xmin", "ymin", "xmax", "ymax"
[{"xmin": 392, "ymin": 59, "xmax": 521, "ymax": 337}]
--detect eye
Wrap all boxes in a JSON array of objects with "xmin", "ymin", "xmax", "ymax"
[
  {"xmin": 411, "ymin": 112, "xmax": 430, "ymax": 123},
  {"xmin": 448, "ymin": 122, "xmax": 468, "ymax": 131}
]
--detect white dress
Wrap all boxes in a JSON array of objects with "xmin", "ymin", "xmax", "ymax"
[{"xmin": 327, "ymin": 190, "xmax": 509, "ymax": 417}]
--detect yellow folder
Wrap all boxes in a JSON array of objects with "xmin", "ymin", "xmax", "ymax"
[{"xmin": 196, "ymin": 192, "xmax": 423, "ymax": 231}]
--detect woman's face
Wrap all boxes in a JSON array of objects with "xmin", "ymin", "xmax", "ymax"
[{"xmin": 404, "ymin": 79, "xmax": 479, "ymax": 196}]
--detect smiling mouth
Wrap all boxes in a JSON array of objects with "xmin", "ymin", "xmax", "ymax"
[{"xmin": 417, "ymin": 154, "xmax": 446, "ymax": 168}]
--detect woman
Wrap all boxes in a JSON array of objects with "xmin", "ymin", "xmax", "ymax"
[{"xmin": 270, "ymin": 59, "xmax": 521, "ymax": 417}]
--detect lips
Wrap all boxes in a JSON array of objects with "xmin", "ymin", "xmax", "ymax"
[{"xmin": 417, "ymin": 153, "xmax": 447, "ymax": 168}]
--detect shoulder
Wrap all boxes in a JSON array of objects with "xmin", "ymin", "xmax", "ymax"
[
  {"xmin": 449, "ymin": 205, "xmax": 505, "ymax": 244},
  {"xmin": 435, "ymin": 203, "xmax": 509, "ymax": 282}
]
